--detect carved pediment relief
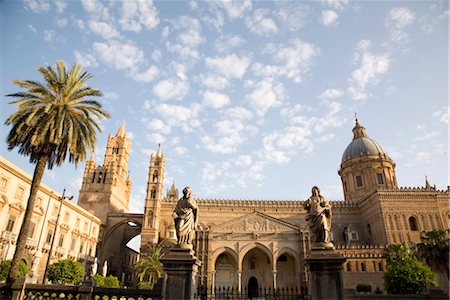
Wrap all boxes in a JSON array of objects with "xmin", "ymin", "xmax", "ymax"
[{"xmin": 211, "ymin": 211, "xmax": 299, "ymax": 234}]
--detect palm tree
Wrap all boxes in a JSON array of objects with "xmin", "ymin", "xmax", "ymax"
[
  {"xmin": 4, "ymin": 60, "xmax": 110, "ymax": 283},
  {"xmin": 134, "ymin": 245, "xmax": 165, "ymax": 290},
  {"xmin": 416, "ymin": 230, "xmax": 449, "ymax": 278}
]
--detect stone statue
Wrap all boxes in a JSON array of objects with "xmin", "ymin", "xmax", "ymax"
[
  {"xmin": 303, "ymin": 186, "xmax": 334, "ymax": 249},
  {"xmin": 172, "ymin": 186, "xmax": 198, "ymax": 249},
  {"xmin": 90, "ymin": 257, "xmax": 98, "ymax": 276},
  {"xmin": 102, "ymin": 261, "xmax": 108, "ymax": 277}
]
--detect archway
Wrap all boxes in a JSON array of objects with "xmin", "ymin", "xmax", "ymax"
[
  {"xmin": 248, "ymin": 276, "xmax": 259, "ymax": 299},
  {"xmin": 276, "ymin": 253, "xmax": 297, "ymax": 289},
  {"xmin": 214, "ymin": 252, "xmax": 237, "ymax": 289},
  {"xmin": 242, "ymin": 247, "xmax": 271, "ymax": 293}
]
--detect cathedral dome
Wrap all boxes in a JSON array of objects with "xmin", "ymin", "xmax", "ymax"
[{"xmin": 341, "ymin": 119, "xmax": 389, "ymax": 163}]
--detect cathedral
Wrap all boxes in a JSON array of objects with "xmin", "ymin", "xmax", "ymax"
[
  {"xmin": 1, "ymin": 119, "xmax": 448, "ymax": 294},
  {"xmin": 135, "ymin": 118, "xmax": 448, "ymax": 293}
]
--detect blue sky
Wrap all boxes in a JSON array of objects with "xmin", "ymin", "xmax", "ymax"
[{"xmin": 1, "ymin": 0, "xmax": 448, "ymax": 213}]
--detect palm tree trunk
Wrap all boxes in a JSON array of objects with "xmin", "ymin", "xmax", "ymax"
[{"xmin": 7, "ymin": 155, "xmax": 48, "ymax": 284}]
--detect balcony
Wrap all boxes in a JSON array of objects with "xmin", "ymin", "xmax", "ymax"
[
  {"xmin": 26, "ymin": 238, "xmax": 38, "ymax": 248},
  {"xmin": 1, "ymin": 231, "xmax": 17, "ymax": 242},
  {"xmin": 56, "ymin": 246, "xmax": 66, "ymax": 255},
  {"xmin": 68, "ymin": 250, "xmax": 78, "ymax": 258}
]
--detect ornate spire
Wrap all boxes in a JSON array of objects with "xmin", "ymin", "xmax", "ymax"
[
  {"xmin": 156, "ymin": 143, "xmax": 162, "ymax": 157},
  {"xmin": 116, "ymin": 121, "xmax": 126, "ymax": 137},
  {"xmin": 425, "ymin": 176, "xmax": 431, "ymax": 189},
  {"xmin": 88, "ymin": 152, "xmax": 95, "ymax": 163},
  {"xmin": 352, "ymin": 115, "xmax": 367, "ymax": 140}
]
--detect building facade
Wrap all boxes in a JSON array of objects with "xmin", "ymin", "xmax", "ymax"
[
  {"xmin": 0, "ymin": 156, "xmax": 101, "ymax": 284},
  {"xmin": 141, "ymin": 119, "xmax": 449, "ymax": 294},
  {"xmin": 1, "ymin": 119, "xmax": 448, "ymax": 294}
]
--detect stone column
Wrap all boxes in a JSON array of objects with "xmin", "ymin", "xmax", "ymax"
[
  {"xmin": 272, "ymin": 271, "xmax": 277, "ymax": 290},
  {"xmin": 161, "ymin": 247, "xmax": 202, "ymax": 300},
  {"xmin": 305, "ymin": 249, "xmax": 346, "ymax": 300},
  {"xmin": 238, "ymin": 271, "xmax": 242, "ymax": 292}
]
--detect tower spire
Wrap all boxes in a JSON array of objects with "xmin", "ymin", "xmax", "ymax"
[{"xmin": 116, "ymin": 121, "xmax": 126, "ymax": 137}]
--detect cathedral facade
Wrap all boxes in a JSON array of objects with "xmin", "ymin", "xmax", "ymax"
[
  {"xmin": 1, "ymin": 119, "xmax": 447, "ymax": 293},
  {"xmin": 139, "ymin": 119, "xmax": 449, "ymax": 294}
]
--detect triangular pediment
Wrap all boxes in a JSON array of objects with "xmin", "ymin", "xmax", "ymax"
[{"xmin": 211, "ymin": 211, "xmax": 299, "ymax": 233}]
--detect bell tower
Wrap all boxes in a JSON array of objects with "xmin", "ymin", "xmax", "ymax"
[
  {"xmin": 78, "ymin": 122, "xmax": 132, "ymax": 222},
  {"xmin": 141, "ymin": 145, "xmax": 165, "ymax": 249}
]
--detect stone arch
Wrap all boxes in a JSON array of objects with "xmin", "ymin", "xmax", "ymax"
[
  {"xmin": 274, "ymin": 247, "xmax": 299, "ymax": 268},
  {"xmin": 408, "ymin": 215, "xmax": 419, "ymax": 231},
  {"xmin": 274, "ymin": 247, "xmax": 299, "ymax": 289},
  {"xmin": 212, "ymin": 248, "xmax": 238, "ymax": 289},
  {"xmin": 211, "ymin": 246, "xmax": 238, "ymax": 268},
  {"xmin": 238, "ymin": 242, "xmax": 273, "ymax": 271}
]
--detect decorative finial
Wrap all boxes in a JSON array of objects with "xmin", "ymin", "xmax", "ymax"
[{"xmin": 156, "ymin": 143, "xmax": 162, "ymax": 157}]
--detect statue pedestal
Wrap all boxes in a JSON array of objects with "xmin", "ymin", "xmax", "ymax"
[
  {"xmin": 305, "ymin": 249, "xmax": 346, "ymax": 300},
  {"xmin": 161, "ymin": 247, "xmax": 201, "ymax": 300}
]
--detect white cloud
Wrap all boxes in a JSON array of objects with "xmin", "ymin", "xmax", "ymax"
[
  {"xmin": 325, "ymin": 0, "xmax": 348, "ymax": 12},
  {"xmin": 81, "ymin": 0, "xmax": 111, "ymax": 20},
  {"xmin": 264, "ymin": 38, "xmax": 319, "ymax": 83},
  {"xmin": 154, "ymin": 103, "xmax": 201, "ymax": 133},
  {"xmin": 245, "ymin": 9, "xmax": 278, "ymax": 36},
  {"xmin": 88, "ymin": 21, "xmax": 121, "ymax": 40},
  {"xmin": 205, "ymin": 53, "xmax": 251, "ymax": 79},
  {"xmin": 144, "ymin": 119, "xmax": 171, "ymax": 134},
  {"xmin": 24, "ymin": 0, "xmax": 50, "ymax": 13},
  {"xmin": 386, "ymin": 7, "xmax": 416, "ymax": 44},
  {"xmin": 215, "ymin": 0, "xmax": 252, "ymax": 19},
  {"xmin": 153, "ymin": 78, "xmax": 189, "ymax": 101},
  {"xmin": 215, "ymin": 34, "xmax": 246, "ymax": 53},
  {"xmin": 74, "ymin": 50, "xmax": 99, "ymax": 68},
  {"xmin": 246, "ymin": 80, "xmax": 283, "ymax": 117},
  {"xmin": 93, "ymin": 40, "xmax": 144, "ymax": 71},
  {"xmin": 56, "ymin": 17, "xmax": 68, "ymax": 27},
  {"xmin": 201, "ymin": 119, "xmax": 248, "ymax": 154},
  {"xmin": 348, "ymin": 41, "xmax": 390, "ymax": 100},
  {"xmin": 28, "ymin": 25, "xmax": 37, "ymax": 34},
  {"xmin": 386, "ymin": 7, "xmax": 415, "ymax": 29},
  {"xmin": 165, "ymin": 16, "xmax": 205, "ymax": 60},
  {"xmin": 316, "ymin": 133, "xmax": 336, "ymax": 143},
  {"xmin": 274, "ymin": 2, "xmax": 311, "ymax": 31},
  {"xmin": 199, "ymin": 73, "xmax": 229, "ymax": 90},
  {"xmin": 321, "ymin": 10, "xmax": 338, "ymax": 26},
  {"xmin": 132, "ymin": 65, "xmax": 159, "ymax": 82},
  {"xmin": 43, "ymin": 30, "xmax": 55, "ymax": 42},
  {"xmin": 203, "ymin": 90, "xmax": 230, "ymax": 109},
  {"xmin": 120, "ymin": 0, "xmax": 160, "ymax": 32},
  {"xmin": 225, "ymin": 106, "xmax": 254, "ymax": 120},
  {"xmin": 54, "ymin": 0, "xmax": 67, "ymax": 13},
  {"xmin": 433, "ymin": 106, "xmax": 449, "ymax": 124},
  {"xmin": 319, "ymin": 88, "xmax": 343, "ymax": 99},
  {"xmin": 175, "ymin": 146, "xmax": 188, "ymax": 155}
]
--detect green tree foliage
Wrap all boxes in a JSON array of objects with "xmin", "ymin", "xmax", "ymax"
[
  {"xmin": 416, "ymin": 230, "xmax": 449, "ymax": 278},
  {"xmin": 4, "ymin": 60, "xmax": 109, "ymax": 282},
  {"xmin": 92, "ymin": 274, "xmax": 120, "ymax": 288},
  {"xmin": 356, "ymin": 283, "xmax": 372, "ymax": 293},
  {"xmin": 383, "ymin": 243, "xmax": 438, "ymax": 295},
  {"xmin": 47, "ymin": 259, "xmax": 85, "ymax": 285},
  {"xmin": 0, "ymin": 260, "xmax": 28, "ymax": 283},
  {"xmin": 134, "ymin": 245, "xmax": 165, "ymax": 290}
]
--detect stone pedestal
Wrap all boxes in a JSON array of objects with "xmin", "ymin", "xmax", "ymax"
[
  {"xmin": 161, "ymin": 247, "xmax": 201, "ymax": 300},
  {"xmin": 305, "ymin": 249, "xmax": 346, "ymax": 300}
]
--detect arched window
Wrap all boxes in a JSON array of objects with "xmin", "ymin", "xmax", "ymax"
[
  {"xmin": 151, "ymin": 189, "xmax": 156, "ymax": 199},
  {"xmin": 409, "ymin": 216, "xmax": 418, "ymax": 231},
  {"xmin": 361, "ymin": 262, "xmax": 366, "ymax": 272},
  {"xmin": 153, "ymin": 171, "xmax": 158, "ymax": 183}
]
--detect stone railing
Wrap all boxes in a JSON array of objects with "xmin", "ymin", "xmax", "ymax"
[{"xmin": 1, "ymin": 231, "xmax": 17, "ymax": 241}]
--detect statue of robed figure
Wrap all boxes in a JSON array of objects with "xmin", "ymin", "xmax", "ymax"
[
  {"xmin": 173, "ymin": 186, "xmax": 198, "ymax": 249},
  {"xmin": 303, "ymin": 186, "xmax": 334, "ymax": 249}
]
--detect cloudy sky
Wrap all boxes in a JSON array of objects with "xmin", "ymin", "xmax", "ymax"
[{"xmin": 1, "ymin": 0, "xmax": 448, "ymax": 213}]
